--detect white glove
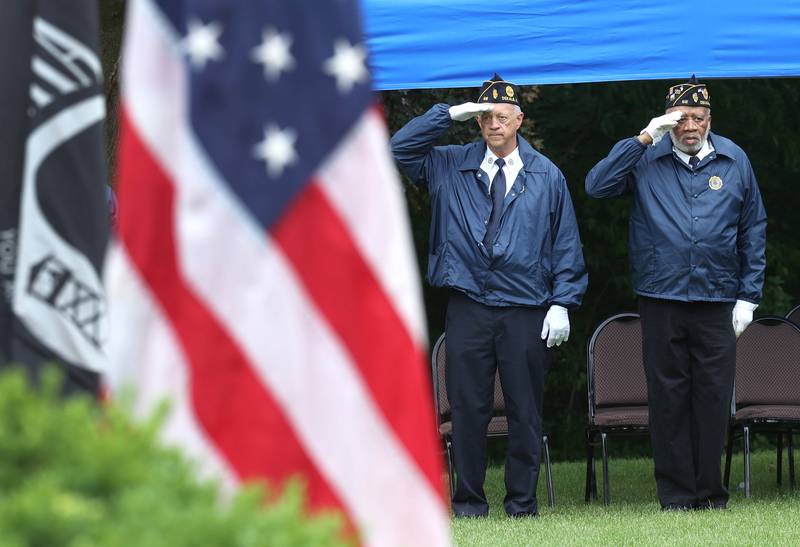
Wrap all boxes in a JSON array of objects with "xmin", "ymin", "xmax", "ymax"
[
  {"xmin": 449, "ymin": 102, "xmax": 494, "ymax": 122},
  {"xmin": 541, "ymin": 305, "xmax": 570, "ymax": 348},
  {"xmin": 640, "ymin": 111, "xmax": 684, "ymax": 144},
  {"xmin": 732, "ymin": 299, "xmax": 758, "ymax": 338}
]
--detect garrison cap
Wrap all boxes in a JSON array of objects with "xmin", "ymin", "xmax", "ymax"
[
  {"xmin": 665, "ymin": 75, "xmax": 711, "ymax": 109},
  {"xmin": 477, "ymin": 73, "xmax": 520, "ymax": 106}
]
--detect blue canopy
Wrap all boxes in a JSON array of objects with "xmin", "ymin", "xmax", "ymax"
[{"xmin": 361, "ymin": 0, "xmax": 800, "ymax": 90}]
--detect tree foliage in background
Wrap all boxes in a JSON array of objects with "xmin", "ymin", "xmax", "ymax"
[
  {"xmin": 0, "ymin": 370, "xmax": 349, "ymax": 547},
  {"xmin": 99, "ymin": 0, "xmax": 125, "ymax": 179},
  {"xmin": 382, "ymin": 78, "xmax": 800, "ymax": 459}
]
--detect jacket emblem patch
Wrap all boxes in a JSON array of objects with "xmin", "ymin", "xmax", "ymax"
[{"xmin": 708, "ymin": 176, "xmax": 724, "ymax": 190}]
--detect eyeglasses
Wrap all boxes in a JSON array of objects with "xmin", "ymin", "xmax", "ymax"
[{"xmin": 479, "ymin": 112, "xmax": 516, "ymax": 125}]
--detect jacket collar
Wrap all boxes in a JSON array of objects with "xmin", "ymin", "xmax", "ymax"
[
  {"xmin": 652, "ymin": 132, "xmax": 737, "ymax": 161},
  {"xmin": 458, "ymin": 134, "xmax": 544, "ymax": 172}
]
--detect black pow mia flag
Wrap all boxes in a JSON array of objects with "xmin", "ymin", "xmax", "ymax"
[{"xmin": 0, "ymin": 0, "xmax": 110, "ymax": 395}]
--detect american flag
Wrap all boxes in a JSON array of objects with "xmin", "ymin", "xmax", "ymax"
[{"xmin": 105, "ymin": 0, "xmax": 449, "ymax": 544}]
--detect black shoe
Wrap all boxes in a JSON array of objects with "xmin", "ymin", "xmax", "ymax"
[
  {"xmin": 453, "ymin": 511, "xmax": 488, "ymax": 519},
  {"xmin": 507, "ymin": 512, "xmax": 538, "ymax": 519},
  {"xmin": 661, "ymin": 503, "xmax": 693, "ymax": 512},
  {"xmin": 694, "ymin": 499, "xmax": 727, "ymax": 510}
]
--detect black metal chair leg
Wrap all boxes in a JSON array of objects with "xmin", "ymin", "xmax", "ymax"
[
  {"xmin": 601, "ymin": 432, "xmax": 610, "ymax": 506},
  {"xmin": 744, "ymin": 426, "xmax": 751, "ymax": 499},
  {"xmin": 543, "ymin": 434, "xmax": 555, "ymax": 508},
  {"xmin": 445, "ymin": 438, "xmax": 455, "ymax": 499},
  {"xmin": 724, "ymin": 425, "xmax": 734, "ymax": 490},
  {"xmin": 789, "ymin": 432, "xmax": 796, "ymax": 490},
  {"xmin": 585, "ymin": 432, "xmax": 594, "ymax": 502},
  {"xmin": 777, "ymin": 432, "xmax": 783, "ymax": 487}
]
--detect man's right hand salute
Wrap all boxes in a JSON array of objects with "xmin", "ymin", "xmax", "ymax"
[
  {"xmin": 638, "ymin": 110, "xmax": 683, "ymax": 145},
  {"xmin": 449, "ymin": 102, "xmax": 494, "ymax": 122}
]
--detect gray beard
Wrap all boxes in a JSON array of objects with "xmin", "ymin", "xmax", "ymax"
[{"xmin": 669, "ymin": 130, "xmax": 708, "ymax": 155}]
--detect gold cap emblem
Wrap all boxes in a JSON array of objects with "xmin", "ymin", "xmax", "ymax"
[
  {"xmin": 492, "ymin": 88, "xmax": 498, "ymax": 99},
  {"xmin": 708, "ymin": 176, "xmax": 723, "ymax": 190},
  {"xmin": 506, "ymin": 85, "xmax": 514, "ymax": 98}
]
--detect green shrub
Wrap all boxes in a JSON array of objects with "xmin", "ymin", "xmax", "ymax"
[{"xmin": 0, "ymin": 369, "xmax": 349, "ymax": 547}]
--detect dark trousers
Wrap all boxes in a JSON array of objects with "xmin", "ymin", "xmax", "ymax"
[
  {"xmin": 638, "ymin": 296, "xmax": 736, "ymax": 508},
  {"xmin": 446, "ymin": 291, "xmax": 549, "ymax": 516}
]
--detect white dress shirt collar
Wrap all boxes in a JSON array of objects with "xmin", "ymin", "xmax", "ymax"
[{"xmin": 481, "ymin": 147, "xmax": 523, "ymax": 196}]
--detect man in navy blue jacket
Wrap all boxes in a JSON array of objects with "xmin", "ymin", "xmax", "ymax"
[
  {"xmin": 391, "ymin": 74, "xmax": 587, "ymax": 517},
  {"xmin": 586, "ymin": 76, "xmax": 767, "ymax": 510}
]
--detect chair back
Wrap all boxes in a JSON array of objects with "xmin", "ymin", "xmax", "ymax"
[
  {"xmin": 431, "ymin": 333, "xmax": 505, "ymax": 423},
  {"xmin": 431, "ymin": 334, "xmax": 450, "ymax": 422},
  {"xmin": 587, "ymin": 313, "xmax": 647, "ymax": 420},
  {"xmin": 735, "ymin": 317, "xmax": 800, "ymax": 407},
  {"xmin": 786, "ymin": 304, "xmax": 800, "ymax": 327}
]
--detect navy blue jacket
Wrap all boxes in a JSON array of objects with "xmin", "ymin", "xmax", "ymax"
[
  {"xmin": 585, "ymin": 134, "xmax": 766, "ymax": 303},
  {"xmin": 390, "ymin": 104, "xmax": 587, "ymax": 308}
]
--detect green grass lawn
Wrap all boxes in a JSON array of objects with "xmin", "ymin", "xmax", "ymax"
[{"xmin": 451, "ymin": 450, "xmax": 800, "ymax": 546}]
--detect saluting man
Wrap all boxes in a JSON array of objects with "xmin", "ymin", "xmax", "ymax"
[
  {"xmin": 586, "ymin": 76, "xmax": 767, "ymax": 510},
  {"xmin": 391, "ymin": 74, "xmax": 587, "ymax": 517}
]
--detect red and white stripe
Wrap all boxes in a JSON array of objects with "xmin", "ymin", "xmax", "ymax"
[{"xmin": 105, "ymin": 1, "xmax": 450, "ymax": 545}]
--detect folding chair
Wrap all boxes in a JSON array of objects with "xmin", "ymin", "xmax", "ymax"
[
  {"xmin": 724, "ymin": 316, "xmax": 800, "ymax": 497},
  {"xmin": 430, "ymin": 333, "xmax": 555, "ymax": 508},
  {"xmin": 585, "ymin": 313, "xmax": 649, "ymax": 505}
]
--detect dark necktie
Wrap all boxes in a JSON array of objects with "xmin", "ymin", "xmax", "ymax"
[
  {"xmin": 483, "ymin": 158, "xmax": 505, "ymax": 255},
  {"xmin": 689, "ymin": 156, "xmax": 700, "ymax": 170}
]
